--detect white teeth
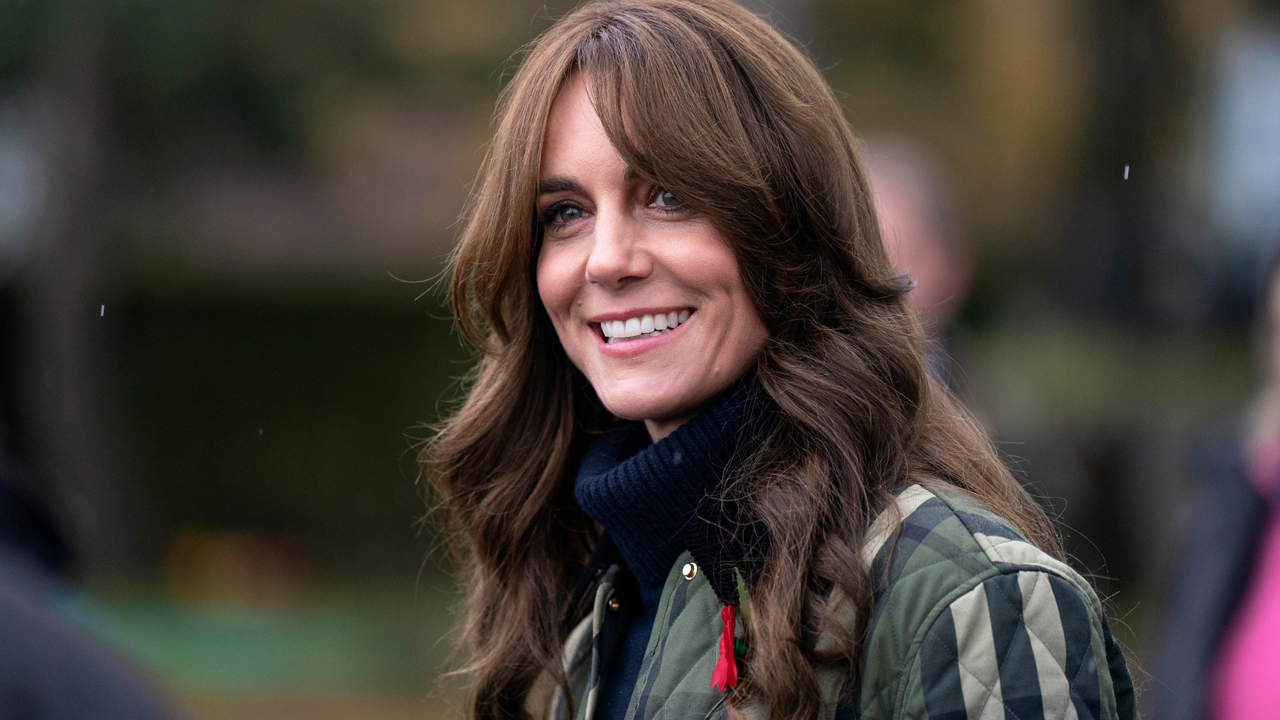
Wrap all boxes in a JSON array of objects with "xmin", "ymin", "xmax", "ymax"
[{"xmin": 599, "ymin": 309, "xmax": 693, "ymax": 343}]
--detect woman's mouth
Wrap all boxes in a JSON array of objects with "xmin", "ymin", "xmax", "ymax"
[{"xmin": 599, "ymin": 309, "xmax": 692, "ymax": 344}]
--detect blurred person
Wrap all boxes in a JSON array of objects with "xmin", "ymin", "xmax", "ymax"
[
  {"xmin": 862, "ymin": 136, "xmax": 974, "ymax": 341},
  {"xmin": 427, "ymin": 1, "xmax": 1137, "ymax": 719},
  {"xmin": 0, "ymin": 464, "xmax": 174, "ymax": 720},
  {"xmin": 1154, "ymin": 253, "xmax": 1280, "ymax": 720},
  {"xmin": 862, "ymin": 137, "xmax": 1122, "ymax": 590},
  {"xmin": 863, "ymin": 137, "xmax": 973, "ymax": 386}
]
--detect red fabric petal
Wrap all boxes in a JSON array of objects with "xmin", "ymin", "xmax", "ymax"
[{"xmin": 711, "ymin": 605, "xmax": 738, "ymax": 691}]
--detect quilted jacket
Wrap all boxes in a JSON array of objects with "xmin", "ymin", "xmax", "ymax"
[{"xmin": 550, "ymin": 484, "xmax": 1138, "ymax": 720}]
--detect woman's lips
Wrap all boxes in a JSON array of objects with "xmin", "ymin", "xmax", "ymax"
[
  {"xmin": 592, "ymin": 310, "xmax": 694, "ymax": 356},
  {"xmin": 597, "ymin": 308, "xmax": 692, "ymax": 343}
]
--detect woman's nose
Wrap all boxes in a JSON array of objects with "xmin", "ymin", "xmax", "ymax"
[{"xmin": 584, "ymin": 212, "xmax": 650, "ymax": 288}]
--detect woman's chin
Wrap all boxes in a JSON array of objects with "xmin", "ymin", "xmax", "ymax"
[{"xmin": 599, "ymin": 390, "xmax": 698, "ymax": 428}]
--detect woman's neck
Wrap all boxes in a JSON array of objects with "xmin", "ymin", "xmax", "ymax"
[{"xmin": 644, "ymin": 416, "xmax": 687, "ymax": 442}]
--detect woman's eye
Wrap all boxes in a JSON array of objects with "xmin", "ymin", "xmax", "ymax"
[
  {"xmin": 547, "ymin": 205, "xmax": 583, "ymax": 225},
  {"xmin": 654, "ymin": 189, "xmax": 680, "ymax": 207}
]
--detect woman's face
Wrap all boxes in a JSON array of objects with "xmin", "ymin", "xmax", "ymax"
[{"xmin": 535, "ymin": 74, "xmax": 768, "ymax": 441}]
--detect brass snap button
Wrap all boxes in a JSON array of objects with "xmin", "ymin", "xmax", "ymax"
[
  {"xmin": 608, "ymin": 597, "xmax": 621, "ymax": 612},
  {"xmin": 682, "ymin": 562, "xmax": 699, "ymax": 581}
]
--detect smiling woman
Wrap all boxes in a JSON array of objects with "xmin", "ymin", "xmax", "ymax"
[
  {"xmin": 426, "ymin": 1, "xmax": 1137, "ymax": 720},
  {"xmin": 535, "ymin": 74, "xmax": 767, "ymax": 440}
]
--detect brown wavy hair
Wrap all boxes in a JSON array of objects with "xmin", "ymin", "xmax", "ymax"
[{"xmin": 427, "ymin": 1, "xmax": 1061, "ymax": 718}]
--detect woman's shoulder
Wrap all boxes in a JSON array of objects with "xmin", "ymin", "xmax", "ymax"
[
  {"xmin": 847, "ymin": 483, "xmax": 1138, "ymax": 720},
  {"xmin": 862, "ymin": 483, "xmax": 1089, "ymax": 600}
]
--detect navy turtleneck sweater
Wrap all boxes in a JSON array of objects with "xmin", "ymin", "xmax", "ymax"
[{"xmin": 574, "ymin": 380, "xmax": 756, "ymax": 720}]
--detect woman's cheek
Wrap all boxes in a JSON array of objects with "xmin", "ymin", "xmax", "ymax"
[
  {"xmin": 536, "ymin": 245, "xmax": 578, "ymax": 339},
  {"xmin": 535, "ymin": 249, "xmax": 560, "ymax": 312}
]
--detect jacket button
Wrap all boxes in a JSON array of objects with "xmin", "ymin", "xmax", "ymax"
[
  {"xmin": 682, "ymin": 562, "xmax": 699, "ymax": 581},
  {"xmin": 608, "ymin": 597, "xmax": 621, "ymax": 612}
]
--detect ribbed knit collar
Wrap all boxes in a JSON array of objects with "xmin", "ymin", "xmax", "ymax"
[{"xmin": 574, "ymin": 378, "xmax": 761, "ymax": 591}]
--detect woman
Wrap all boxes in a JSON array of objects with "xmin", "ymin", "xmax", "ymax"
[
  {"xmin": 1154, "ymin": 256, "xmax": 1280, "ymax": 720},
  {"xmin": 429, "ymin": 1, "xmax": 1137, "ymax": 718}
]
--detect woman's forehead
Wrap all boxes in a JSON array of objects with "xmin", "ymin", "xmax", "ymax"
[{"xmin": 540, "ymin": 74, "xmax": 623, "ymax": 180}]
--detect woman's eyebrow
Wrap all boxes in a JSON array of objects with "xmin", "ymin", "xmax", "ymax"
[
  {"xmin": 538, "ymin": 167, "xmax": 640, "ymax": 196},
  {"xmin": 538, "ymin": 177, "xmax": 581, "ymax": 195}
]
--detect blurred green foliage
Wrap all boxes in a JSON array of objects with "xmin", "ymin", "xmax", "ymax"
[{"xmin": 60, "ymin": 575, "xmax": 461, "ymax": 695}]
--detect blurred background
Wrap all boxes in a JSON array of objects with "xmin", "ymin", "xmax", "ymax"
[{"xmin": 1, "ymin": 0, "xmax": 1279, "ymax": 716}]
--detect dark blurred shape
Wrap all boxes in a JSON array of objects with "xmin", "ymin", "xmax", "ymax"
[
  {"xmin": 1153, "ymin": 251, "xmax": 1280, "ymax": 719},
  {"xmin": 0, "ymin": 465, "xmax": 174, "ymax": 720},
  {"xmin": 0, "ymin": 466, "xmax": 71, "ymax": 575},
  {"xmin": 118, "ymin": 296, "xmax": 466, "ymax": 577},
  {"xmin": 0, "ymin": 549, "xmax": 175, "ymax": 720},
  {"xmin": 1151, "ymin": 433, "xmax": 1266, "ymax": 720}
]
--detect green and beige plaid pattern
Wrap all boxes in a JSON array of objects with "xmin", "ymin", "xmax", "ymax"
[{"xmin": 550, "ymin": 485, "xmax": 1137, "ymax": 720}]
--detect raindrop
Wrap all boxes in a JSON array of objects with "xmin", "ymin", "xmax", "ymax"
[
  {"xmin": 99, "ymin": 304, "xmax": 104, "ymax": 317},
  {"xmin": 1123, "ymin": 165, "xmax": 1130, "ymax": 180}
]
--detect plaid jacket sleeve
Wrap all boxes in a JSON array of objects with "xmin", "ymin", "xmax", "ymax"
[
  {"xmin": 854, "ymin": 486, "xmax": 1138, "ymax": 720},
  {"xmin": 912, "ymin": 568, "xmax": 1122, "ymax": 719}
]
